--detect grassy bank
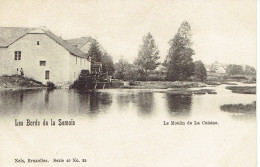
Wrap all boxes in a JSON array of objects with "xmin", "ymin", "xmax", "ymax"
[
  {"xmin": 220, "ymin": 101, "xmax": 256, "ymax": 114},
  {"xmin": 0, "ymin": 75, "xmax": 45, "ymax": 90},
  {"xmin": 225, "ymin": 86, "xmax": 256, "ymax": 94},
  {"xmin": 122, "ymin": 81, "xmax": 206, "ymax": 89},
  {"xmin": 167, "ymin": 89, "xmax": 217, "ymax": 95}
]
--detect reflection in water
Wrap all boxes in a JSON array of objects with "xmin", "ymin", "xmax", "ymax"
[
  {"xmin": 0, "ymin": 87, "xmax": 255, "ymax": 121},
  {"xmin": 43, "ymin": 89, "xmax": 55, "ymax": 111},
  {"xmin": 115, "ymin": 91, "xmax": 154, "ymax": 116},
  {"xmin": 68, "ymin": 90, "xmax": 113, "ymax": 116},
  {"xmin": 165, "ymin": 94, "xmax": 192, "ymax": 117},
  {"xmin": 20, "ymin": 93, "xmax": 23, "ymax": 103},
  {"xmin": 134, "ymin": 92, "xmax": 154, "ymax": 115},
  {"xmin": 1, "ymin": 90, "xmax": 39, "ymax": 116},
  {"xmin": 230, "ymin": 113, "xmax": 256, "ymax": 121},
  {"xmin": 44, "ymin": 89, "xmax": 50, "ymax": 105},
  {"xmin": 89, "ymin": 92, "xmax": 112, "ymax": 115},
  {"xmin": 0, "ymin": 89, "xmax": 113, "ymax": 117},
  {"xmin": 116, "ymin": 94, "xmax": 133, "ymax": 109}
]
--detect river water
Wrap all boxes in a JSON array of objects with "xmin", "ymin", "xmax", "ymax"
[{"xmin": 0, "ymin": 83, "xmax": 256, "ymax": 167}]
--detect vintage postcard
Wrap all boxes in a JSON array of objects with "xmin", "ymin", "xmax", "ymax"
[{"xmin": 0, "ymin": 0, "xmax": 257, "ymax": 167}]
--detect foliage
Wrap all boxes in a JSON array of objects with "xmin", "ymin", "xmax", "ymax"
[
  {"xmin": 88, "ymin": 40, "xmax": 103, "ymax": 63},
  {"xmin": 194, "ymin": 61, "xmax": 207, "ymax": 82},
  {"xmin": 244, "ymin": 65, "xmax": 256, "ymax": 75},
  {"xmin": 102, "ymin": 52, "xmax": 115, "ymax": 75},
  {"xmin": 134, "ymin": 33, "xmax": 160, "ymax": 80},
  {"xmin": 114, "ymin": 58, "xmax": 129, "ymax": 80},
  {"xmin": 164, "ymin": 21, "xmax": 195, "ymax": 81},
  {"xmin": 124, "ymin": 64, "xmax": 139, "ymax": 81},
  {"xmin": 226, "ymin": 64, "xmax": 243, "ymax": 75},
  {"xmin": 71, "ymin": 70, "xmax": 97, "ymax": 89},
  {"xmin": 88, "ymin": 40, "xmax": 115, "ymax": 76},
  {"xmin": 46, "ymin": 82, "xmax": 56, "ymax": 89},
  {"xmin": 114, "ymin": 58, "xmax": 138, "ymax": 81}
]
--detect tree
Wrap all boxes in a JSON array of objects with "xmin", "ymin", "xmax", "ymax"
[
  {"xmin": 102, "ymin": 52, "xmax": 114, "ymax": 75},
  {"xmin": 164, "ymin": 21, "xmax": 195, "ymax": 81},
  {"xmin": 134, "ymin": 33, "xmax": 160, "ymax": 80},
  {"xmin": 194, "ymin": 61, "xmax": 207, "ymax": 82},
  {"xmin": 114, "ymin": 58, "xmax": 130, "ymax": 80},
  {"xmin": 124, "ymin": 64, "xmax": 139, "ymax": 81},
  {"xmin": 88, "ymin": 40, "xmax": 103, "ymax": 62},
  {"xmin": 226, "ymin": 64, "xmax": 243, "ymax": 75},
  {"xmin": 244, "ymin": 65, "xmax": 256, "ymax": 75},
  {"xmin": 114, "ymin": 58, "xmax": 138, "ymax": 81}
]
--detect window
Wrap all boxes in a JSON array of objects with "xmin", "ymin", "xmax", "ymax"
[
  {"xmin": 40, "ymin": 61, "xmax": 46, "ymax": 66},
  {"xmin": 14, "ymin": 51, "xmax": 21, "ymax": 60},
  {"xmin": 80, "ymin": 59, "xmax": 82, "ymax": 65},
  {"xmin": 45, "ymin": 70, "xmax": 50, "ymax": 80},
  {"xmin": 37, "ymin": 41, "xmax": 40, "ymax": 45},
  {"xmin": 76, "ymin": 58, "xmax": 77, "ymax": 64}
]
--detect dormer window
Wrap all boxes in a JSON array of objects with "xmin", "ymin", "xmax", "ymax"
[{"xmin": 37, "ymin": 41, "xmax": 40, "ymax": 45}]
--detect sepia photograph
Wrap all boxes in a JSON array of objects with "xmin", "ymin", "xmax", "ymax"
[{"xmin": 0, "ymin": 0, "xmax": 257, "ymax": 166}]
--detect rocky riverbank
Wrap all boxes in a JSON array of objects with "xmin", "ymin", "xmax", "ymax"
[{"xmin": 0, "ymin": 75, "xmax": 45, "ymax": 90}]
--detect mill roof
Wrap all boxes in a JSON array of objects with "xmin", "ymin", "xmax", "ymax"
[
  {"xmin": 66, "ymin": 37, "xmax": 106, "ymax": 53},
  {"xmin": 0, "ymin": 27, "xmax": 89, "ymax": 59}
]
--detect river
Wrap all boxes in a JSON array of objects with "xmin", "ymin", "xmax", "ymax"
[{"xmin": 0, "ymin": 83, "xmax": 256, "ymax": 167}]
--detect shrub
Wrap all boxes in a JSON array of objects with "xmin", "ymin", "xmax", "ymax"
[{"xmin": 46, "ymin": 82, "xmax": 56, "ymax": 88}]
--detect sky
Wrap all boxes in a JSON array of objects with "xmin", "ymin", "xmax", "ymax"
[{"xmin": 0, "ymin": 0, "xmax": 256, "ymax": 67}]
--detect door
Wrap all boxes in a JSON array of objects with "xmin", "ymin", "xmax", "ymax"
[{"xmin": 45, "ymin": 70, "xmax": 50, "ymax": 80}]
